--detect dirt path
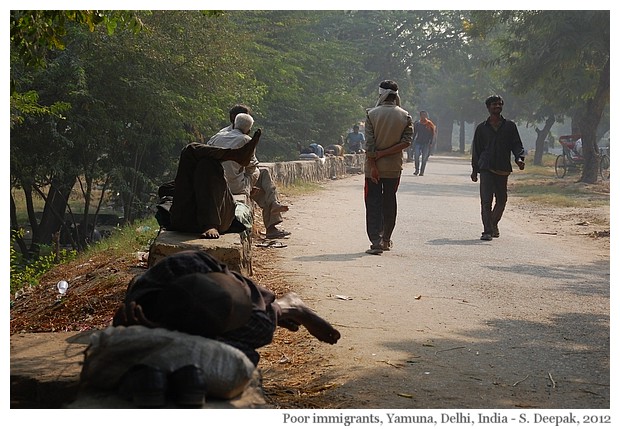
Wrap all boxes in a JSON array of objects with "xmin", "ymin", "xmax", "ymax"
[{"xmin": 263, "ymin": 156, "xmax": 610, "ymax": 409}]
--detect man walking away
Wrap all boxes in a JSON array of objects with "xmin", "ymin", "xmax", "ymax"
[{"xmin": 363, "ymin": 80, "xmax": 413, "ymax": 254}]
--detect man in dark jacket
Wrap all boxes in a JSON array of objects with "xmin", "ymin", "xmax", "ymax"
[{"xmin": 471, "ymin": 95, "xmax": 525, "ymax": 241}]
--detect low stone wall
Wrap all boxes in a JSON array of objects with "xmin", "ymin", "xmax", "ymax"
[
  {"xmin": 147, "ymin": 154, "xmax": 365, "ymax": 274},
  {"xmin": 261, "ymin": 154, "xmax": 365, "ymax": 187}
]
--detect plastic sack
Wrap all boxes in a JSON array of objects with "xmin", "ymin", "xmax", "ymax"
[{"xmin": 80, "ymin": 325, "xmax": 255, "ymax": 399}]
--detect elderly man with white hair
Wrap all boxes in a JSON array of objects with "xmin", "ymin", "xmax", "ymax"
[{"xmin": 209, "ymin": 113, "xmax": 291, "ymax": 240}]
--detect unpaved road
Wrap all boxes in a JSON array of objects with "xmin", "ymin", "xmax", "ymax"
[{"xmin": 268, "ymin": 156, "xmax": 610, "ymax": 409}]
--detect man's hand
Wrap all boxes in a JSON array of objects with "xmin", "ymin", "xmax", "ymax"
[
  {"xmin": 112, "ymin": 301, "xmax": 160, "ymax": 328},
  {"xmin": 370, "ymin": 165, "xmax": 380, "ymax": 184},
  {"xmin": 516, "ymin": 159, "xmax": 525, "ymax": 170},
  {"xmin": 470, "ymin": 171, "xmax": 478, "ymax": 182}
]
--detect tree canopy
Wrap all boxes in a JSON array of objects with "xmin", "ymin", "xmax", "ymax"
[{"xmin": 10, "ymin": 9, "xmax": 610, "ymax": 256}]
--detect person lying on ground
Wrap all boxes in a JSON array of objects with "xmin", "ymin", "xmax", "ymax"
[{"xmin": 112, "ymin": 250, "xmax": 341, "ymax": 367}]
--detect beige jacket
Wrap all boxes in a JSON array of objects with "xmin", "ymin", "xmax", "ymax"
[{"xmin": 364, "ymin": 102, "xmax": 413, "ymax": 179}]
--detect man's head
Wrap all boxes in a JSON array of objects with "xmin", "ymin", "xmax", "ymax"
[
  {"xmin": 353, "ymin": 125, "xmax": 360, "ymax": 132},
  {"xmin": 379, "ymin": 80, "xmax": 398, "ymax": 92},
  {"xmin": 229, "ymin": 104, "xmax": 251, "ymax": 124},
  {"xmin": 420, "ymin": 111, "xmax": 429, "ymax": 120},
  {"xmin": 485, "ymin": 95, "xmax": 504, "ymax": 108},
  {"xmin": 234, "ymin": 113, "xmax": 254, "ymax": 134},
  {"xmin": 377, "ymin": 80, "xmax": 400, "ymax": 106}
]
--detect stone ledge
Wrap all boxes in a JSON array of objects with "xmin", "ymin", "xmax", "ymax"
[
  {"xmin": 148, "ymin": 194, "xmax": 253, "ymax": 276},
  {"xmin": 147, "ymin": 229, "xmax": 251, "ymax": 276}
]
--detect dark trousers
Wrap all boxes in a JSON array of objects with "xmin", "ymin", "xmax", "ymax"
[
  {"xmin": 364, "ymin": 177, "xmax": 400, "ymax": 247},
  {"xmin": 169, "ymin": 143, "xmax": 236, "ymax": 233},
  {"xmin": 479, "ymin": 170, "xmax": 508, "ymax": 234}
]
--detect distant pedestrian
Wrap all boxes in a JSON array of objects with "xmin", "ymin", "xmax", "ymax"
[
  {"xmin": 412, "ymin": 111, "xmax": 436, "ymax": 176},
  {"xmin": 363, "ymin": 80, "xmax": 413, "ymax": 254},
  {"xmin": 346, "ymin": 125, "xmax": 365, "ymax": 153},
  {"xmin": 470, "ymin": 95, "xmax": 525, "ymax": 241}
]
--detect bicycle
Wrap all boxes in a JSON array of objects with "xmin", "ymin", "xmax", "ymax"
[{"xmin": 554, "ymin": 135, "xmax": 610, "ymax": 181}]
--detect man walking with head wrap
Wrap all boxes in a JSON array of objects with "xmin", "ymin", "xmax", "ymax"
[{"xmin": 363, "ymin": 80, "xmax": 413, "ymax": 255}]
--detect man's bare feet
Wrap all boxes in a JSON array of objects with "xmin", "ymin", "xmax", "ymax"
[
  {"xmin": 230, "ymin": 129, "xmax": 261, "ymax": 166},
  {"xmin": 275, "ymin": 292, "xmax": 341, "ymax": 344},
  {"xmin": 199, "ymin": 227, "xmax": 220, "ymax": 239}
]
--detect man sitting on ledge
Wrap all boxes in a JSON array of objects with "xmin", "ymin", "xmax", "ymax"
[
  {"xmin": 209, "ymin": 109, "xmax": 291, "ymax": 240},
  {"xmin": 167, "ymin": 129, "xmax": 261, "ymax": 239}
]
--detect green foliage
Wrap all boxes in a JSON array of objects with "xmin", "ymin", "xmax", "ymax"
[
  {"xmin": 10, "ymin": 230, "xmax": 77, "ymax": 294},
  {"xmin": 10, "ymin": 217, "xmax": 158, "ymax": 295},
  {"xmin": 10, "ymin": 10, "xmax": 143, "ymax": 69},
  {"xmin": 85, "ymin": 217, "xmax": 158, "ymax": 258}
]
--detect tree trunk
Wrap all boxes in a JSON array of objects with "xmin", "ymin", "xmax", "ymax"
[
  {"xmin": 10, "ymin": 193, "xmax": 29, "ymax": 257},
  {"xmin": 577, "ymin": 58, "xmax": 610, "ymax": 184},
  {"xmin": 31, "ymin": 174, "xmax": 76, "ymax": 254},
  {"xmin": 22, "ymin": 182, "xmax": 39, "ymax": 240},
  {"xmin": 436, "ymin": 114, "xmax": 455, "ymax": 153},
  {"xmin": 534, "ymin": 115, "xmax": 555, "ymax": 166},
  {"xmin": 459, "ymin": 119, "xmax": 465, "ymax": 154}
]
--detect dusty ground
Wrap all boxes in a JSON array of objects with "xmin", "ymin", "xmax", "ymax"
[{"xmin": 9, "ymin": 166, "xmax": 611, "ymax": 409}]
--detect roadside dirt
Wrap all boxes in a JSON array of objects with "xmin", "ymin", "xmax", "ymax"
[{"xmin": 9, "ymin": 160, "xmax": 611, "ymax": 409}]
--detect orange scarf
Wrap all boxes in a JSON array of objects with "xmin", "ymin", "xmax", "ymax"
[{"xmin": 421, "ymin": 118, "xmax": 436, "ymax": 132}]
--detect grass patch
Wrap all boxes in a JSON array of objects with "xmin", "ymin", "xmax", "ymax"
[
  {"xmin": 81, "ymin": 217, "xmax": 159, "ymax": 259},
  {"xmin": 10, "ymin": 217, "xmax": 158, "ymax": 294},
  {"xmin": 279, "ymin": 180, "xmax": 326, "ymax": 198},
  {"xmin": 504, "ymin": 153, "xmax": 609, "ymax": 208}
]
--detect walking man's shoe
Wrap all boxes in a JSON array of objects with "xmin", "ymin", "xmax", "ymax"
[
  {"xmin": 365, "ymin": 246, "xmax": 383, "ymax": 255},
  {"xmin": 480, "ymin": 233, "xmax": 493, "ymax": 241}
]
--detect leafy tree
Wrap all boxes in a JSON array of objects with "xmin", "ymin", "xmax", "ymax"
[
  {"xmin": 10, "ymin": 10, "xmax": 143, "ymax": 255},
  {"xmin": 469, "ymin": 11, "xmax": 610, "ymax": 182},
  {"xmin": 227, "ymin": 11, "xmax": 368, "ymax": 159}
]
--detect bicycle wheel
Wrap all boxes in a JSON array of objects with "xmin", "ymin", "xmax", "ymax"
[
  {"xmin": 555, "ymin": 154, "xmax": 567, "ymax": 178},
  {"xmin": 599, "ymin": 154, "xmax": 610, "ymax": 181}
]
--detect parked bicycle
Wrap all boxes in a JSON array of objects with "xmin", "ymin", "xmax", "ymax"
[{"xmin": 554, "ymin": 134, "xmax": 610, "ymax": 180}]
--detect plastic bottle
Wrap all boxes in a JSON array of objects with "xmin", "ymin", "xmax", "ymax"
[{"xmin": 57, "ymin": 280, "xmax": 69, "ymax": 295}]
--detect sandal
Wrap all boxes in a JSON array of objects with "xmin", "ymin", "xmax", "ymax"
[
  {"xmin": 265, "ymin": 229, "xmax": 291, "ymax": 239},
  {"xmin": 255, "ymin": 240, "xmax": 287, "ymax": 248}
]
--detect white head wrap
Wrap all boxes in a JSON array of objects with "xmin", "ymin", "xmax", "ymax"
[{"xmin": 376, "ymin": 87, "xmax": 401, "ymax": 107}]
